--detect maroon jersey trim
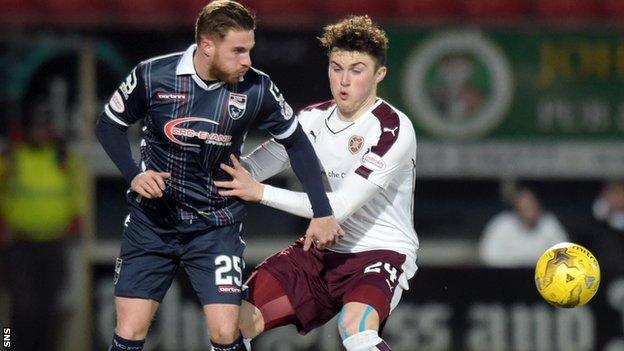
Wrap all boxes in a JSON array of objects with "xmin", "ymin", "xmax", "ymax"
[{"xmin": 356, "ymin": 102, "xmax": 400, "ymax": 179}]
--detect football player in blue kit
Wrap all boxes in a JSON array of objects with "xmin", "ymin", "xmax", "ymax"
[{"xmin": 95, "ymin": 1, "xmax": 343, "ymax": 350}]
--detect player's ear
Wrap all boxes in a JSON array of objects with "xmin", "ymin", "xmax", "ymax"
[
  {"xmin": 198, "ymin": 35, "xmax": 216, "ymax": 57},
  {"xmin": 375, "ymin": 66, "xmax": 387, "ymax": 83}
]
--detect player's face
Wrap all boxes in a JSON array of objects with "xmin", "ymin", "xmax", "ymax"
[
  {"xmin": 328, "ymin": 49, "xmax": 386, "ymax": 119},
  {"xmin": 209, "ymin": 29, "xmax": 255, "ymax": 84}
]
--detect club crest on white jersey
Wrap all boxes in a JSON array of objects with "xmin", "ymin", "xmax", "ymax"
[{"xmin": 348, "ymin": 135, "xmax": 365, "ymax": 154}]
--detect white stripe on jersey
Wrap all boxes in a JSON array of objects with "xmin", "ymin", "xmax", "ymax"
[
  {"xmin": 271, "ymin": 116, "xmax": 299, "ymax": 140},
  {"xmin": 104, "ymin": 104, "xmax": 130, "ymax": 127}
]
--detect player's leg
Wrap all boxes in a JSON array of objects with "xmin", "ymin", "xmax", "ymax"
[
  {"xmin": 203, "ymin": 303, "xmax": 246, "ymax": 349},
  {"xmin": 337, "ymin": 298, "xmax": 392, "ymax": 351},
  {"xmin": 183, "ymin": 223, "xmax": 247, "ymax": 351},
  {"xmin": 239, "ymin": 239, "xmax": 333, "ymax": 348},
  {"xmin": 334, "ymin": 251, "xmax": 410, "ymax": 351},
  {"xmin": 109, "ymin": 213, "xmax": 179, "ymax": 351},
  {"xmin": 239, "ymin": 300, "xmax": 263, "ymax": 338},
  {"xmin": 110, "ymin": 297, "xmax": 159, "ymax": 350},
  {"xmin": 239, "ymin": 268, "xmax": 298, "ymax": 339}
]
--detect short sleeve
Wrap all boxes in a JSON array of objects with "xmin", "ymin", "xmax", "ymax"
[
  {"xmin": 102, "ymin": 64, "xmax": 148, "ymax": 127},
  {"xmin": 255, "ymin": 76, "xmax": 297, "ymax": 140}
]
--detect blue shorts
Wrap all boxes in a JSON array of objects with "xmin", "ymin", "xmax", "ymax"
[{"xmin": 114, "ymin": 210, "xmax": 246, "ymax": 306}]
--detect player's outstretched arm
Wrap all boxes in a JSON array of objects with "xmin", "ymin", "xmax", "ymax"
[
  {"xmin": 276, "ymin": 124, "xmax": 332, "ymax": 217},
  {"xmin": 261, "ymin": 173, "xmax": 381, "ymax": 222},
  {"xmin": 216, "ymin": 154, "xmax": 381, "ymax": 221},
  {"xmin": 274, "ymin": 125, "xmax": 344, "ymax": 249},
  {"xmin": 218, "ymin": 113, "xmax": 415, "ymax": 227},
  {"xmin": 216, "ymin": 153, "xmax": 345, "ymax": 250}
]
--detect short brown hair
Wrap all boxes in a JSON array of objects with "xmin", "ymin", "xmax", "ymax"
[
  {"xmin": 195, "ymin": 0, "xmax": 256, "ymax": 43},
  {"xmin": 319, "ymin": 15, "xmax": 388, "ymax": 68}
]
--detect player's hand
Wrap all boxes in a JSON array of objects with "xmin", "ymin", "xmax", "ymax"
[
  {"xmin": 215, "ymin": 154, "xmax": 264, "ymax": 202},
  {"xmin": 131, "ymin": 170, "xmax": 171, "ymax": 199},
  {"xmin": 303, "ymin": 216, "xmax": 344, "ymax": 251}
]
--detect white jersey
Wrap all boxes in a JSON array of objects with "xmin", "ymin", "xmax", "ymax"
[{"xmin": 298, "ymin": 99, "xmax": 418, "ymax": 263}]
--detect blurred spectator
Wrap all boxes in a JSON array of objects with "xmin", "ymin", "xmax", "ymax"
[
  {"xmin": 479, "ymin": 188, "xmax": 569, "ymax": 267},
  {"xmin": 577, "ymin": 181, "xmax": 624, "ymax": 273},
  {"xmin": 0, "ymin": 98, "xmax": 85, "ymax": 351}
]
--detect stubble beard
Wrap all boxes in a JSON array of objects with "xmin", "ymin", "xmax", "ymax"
[{"xmin": 209, "ymin": 60, "xmax": 238, "ymax": 84}]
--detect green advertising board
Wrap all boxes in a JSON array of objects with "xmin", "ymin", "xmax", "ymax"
[
  {"xmin": 383, "ymin": 28, "xmax": 624, "ymax": 141},
  {"xmin": 382, "ymin": 28, "xmax": 624, "ymax": 177}
]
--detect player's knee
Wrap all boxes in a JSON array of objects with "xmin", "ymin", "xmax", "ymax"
[
  {"xmin": 338, "ymin": 304, "xmax": 380, "ymax": 339},
  {"xmin": 114, "ymin": 297, "xmax": 157, "ymax": 340},
  {"xmin": 210, "ymin": 324, "xmax": 240, "ymax": 344},
  {"xmin": 115, "ymin": 322, "xmax": 150, "ymax": 341},
  {"xmin": 239, "ymin": 314, "xmax": 263, "ymax": 339},
  {"xmin": 239, "ymin": 302, "xmax": 264, "ymax": 338},
  {"xmin": 338, "ymin": 308, "xmax": 362, "ymax": 338}
]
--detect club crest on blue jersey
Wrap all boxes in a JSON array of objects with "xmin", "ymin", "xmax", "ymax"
[{"xmin": 228, "ymin": 92, "xmax": 247, "ymax": 120}]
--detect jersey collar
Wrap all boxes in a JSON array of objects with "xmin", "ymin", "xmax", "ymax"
[
  {"xmin": 325, "ymin": 98, "xmax": 383, "ymax": 133},
  {"xmin": 176, "ymin": 44, "xmax": 226, "ymax": 91}
]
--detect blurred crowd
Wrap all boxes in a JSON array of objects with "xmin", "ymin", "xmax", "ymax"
[
  {"xmin": 478, "ymin": 184, "xmax": 624, "ymax": 273},
  {"xmin": 0, "ymin": 98, "xmax": 86, "ymax": 351}
]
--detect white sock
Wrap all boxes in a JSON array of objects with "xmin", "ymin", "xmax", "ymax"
[
  {"xmin": 243, "ymin": 338, "xmax": 252, "ymax": 351},
  {"xmin": 342, "ymin": 330, "xmax": 383, "ymax": 351}
]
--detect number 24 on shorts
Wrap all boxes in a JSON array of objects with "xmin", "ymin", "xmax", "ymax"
[{"xmin": 364, "ymin": 262, "xmax": 398, "ymax": 283}]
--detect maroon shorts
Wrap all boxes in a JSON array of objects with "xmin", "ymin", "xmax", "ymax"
[{"xmin": 253, "ymin": 238, "xmax": 407, "ymax": 334}]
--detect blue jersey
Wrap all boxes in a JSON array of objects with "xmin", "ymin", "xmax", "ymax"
[{"xmin": 102, "ymin": 44, "xmax": 297, "ymax": 228}]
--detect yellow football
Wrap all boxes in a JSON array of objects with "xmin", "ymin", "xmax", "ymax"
[{"xmin": 534, "ymin": 242, "xmax": 600, "ymax": 308}]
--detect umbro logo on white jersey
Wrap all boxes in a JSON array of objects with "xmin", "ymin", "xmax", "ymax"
[{"xmin": 383, "ymin": 126, "xmax": 398, "ymax": 137}]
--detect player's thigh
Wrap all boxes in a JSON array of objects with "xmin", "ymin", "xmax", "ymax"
[
  {"xmin": 335, "ymin": 251, "xmax": 409, "ymax": 334},
  {"xmin": 182, "ymin": 223, "xmax": 246, "ymax": 306},
  {"xmin": 115, "ymin": 297, "xmax": 160, "ymax": 339},
  {"xmin": 252, "ymin": 240, "xmax": 336, "ymax": 334},
  {"xmin": 114, "ymin": 216, "xmax": 179, "ymax": 303},
  {"xmin": 240, "ymin": 268, "xmax": 298, "ymax": 338}
]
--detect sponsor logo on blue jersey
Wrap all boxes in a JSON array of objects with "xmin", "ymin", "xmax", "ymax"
[{"xmin": 163, "ymin": 117, "xmax": 232, "ymax": 147}]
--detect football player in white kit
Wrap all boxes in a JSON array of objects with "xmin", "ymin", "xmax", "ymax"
[{"xmin": 215, "ymin": 15, "xmax": 418, "ymax": 351}]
